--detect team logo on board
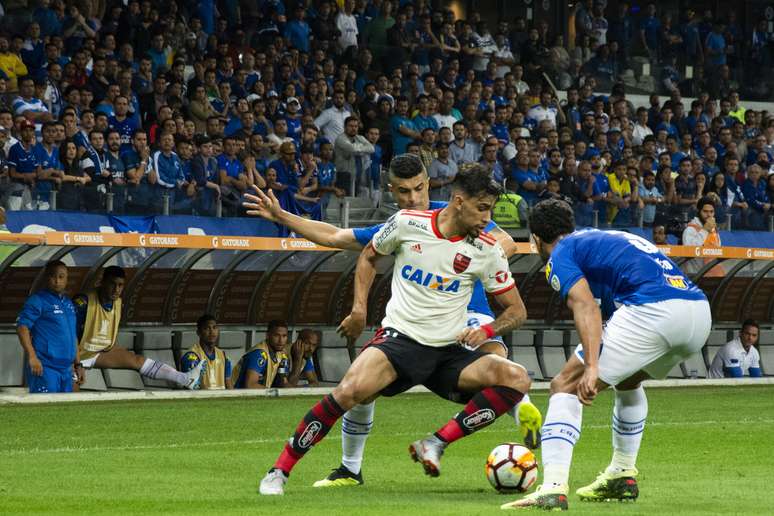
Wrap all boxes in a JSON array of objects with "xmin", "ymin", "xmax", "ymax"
[{"xmin": 453, "ymin": 253, "xmax": 471, "ymax": 273}]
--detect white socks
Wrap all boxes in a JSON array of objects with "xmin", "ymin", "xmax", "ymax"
[
  {"xmin": 341, "ymin": 401, "xmax": 375, "ymax": 474},
  {"xmin": 139, "ymin": 358, "xmax": 188, "ymax": 386},
  {"xmin": 606, "ymin": 386, "xmax": 647, "ymax": 475},
  {"xmin": 541, "ymin": 393, "xmax": 583, "ymax": 488}
]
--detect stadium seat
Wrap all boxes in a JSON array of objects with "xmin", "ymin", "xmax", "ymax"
[
  {"xmin": 316, "ymin": 348, "xmax": 351, "ymax": 383},
  {"xmin": 137, "ymin": 331, "xmax": 176, "ymax": 388},
  {"xmin": 758, "ymin": 330, "xmax": 774, "ymax": 375},
  {"xmin": 508, "ymin": 330, "xmax": 543, "ymax": 381},
  {"xmin": 80, "ymin": 368, "xmax": 107, "ymax": 391},
  {"xmin": 117, "ymin": 332, "xmax": 136, "ymax": 352},
  {"xmin": 539, "ymin": 330, "xmax": 568, "ymax": 379},
  {"xmin": 681, "ymin": 351, "xmax": 708, "ymax": 379},
  {"xmin": 102, "ymin": 368, "xmax": 145, "ymax": 390},
  {"xmin": 0, "ymin": 332, "xmax": 24, "ymax": 387}
]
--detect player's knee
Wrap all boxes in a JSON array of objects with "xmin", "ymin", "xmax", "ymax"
[
  {"xmin": 332, "ymin": 379, "xmax": 364, "ymax": 410},
  {"xmin": 500, "ymin": 362, "xmax": 531, "ymax": 393}
]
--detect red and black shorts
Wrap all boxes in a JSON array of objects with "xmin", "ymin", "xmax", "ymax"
[{"xmin": 362, "ymin": 327, "xmax": 489, "ymax": 404}]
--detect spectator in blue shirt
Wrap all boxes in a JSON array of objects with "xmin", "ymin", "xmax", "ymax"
[
  {"xmin": 742, "ymin": 164, "xmax": 771, "ymax": 230},
  {"xmin": 391, "ymin": 96, "xmax": 421, "ymax": 156},
  {"xmin": 285, "ymin": 5, "xmax": 312, "ymax": 54},
  {"xmin": 639, "ymin": 3, "xmax": 661, "ymax": 61},
  {"xmin": 704, "ymin": 20, "xmax": 727, "ymax": 68},
  {"xmin": 152, "ymin": 132, "xmax": 185, "ymax": 212},
  {"xmin": 218, "ymin": 136, "xmax": 248, "ymax": 215},
  {"xmin": 107, "ymin": 96, "xmax": 139, "ymax": 153},
  {"xmin": 510, "ymin": 150, "xmax": 545, "ymax": 206},
  {"xmin": 16, "ymin": 260, "xmax": 79, "ymax": 393},
  {"xmin": 7, "ymin": 119, "xmax": 40, "ymax": 210}
]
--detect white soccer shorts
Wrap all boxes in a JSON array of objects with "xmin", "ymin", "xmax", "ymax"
[{"xmin": 573, "ymin": 298, "xmax": 712, "ymax": 386}]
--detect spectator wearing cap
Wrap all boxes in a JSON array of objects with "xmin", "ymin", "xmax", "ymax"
[
  {"xmin": 314, "ymin": 91, "xmax": 350, "ymax": 145},
  {"xmin": 334, "ymin": 116, "xmax": 374, "ymax": 196},
  {"xmin": 284, "ymin": 97, "xmax": 303, "ymax": 143},
  {"xmin": 6, "ymin": 119, "xmax": 39, "ymax": 211}
]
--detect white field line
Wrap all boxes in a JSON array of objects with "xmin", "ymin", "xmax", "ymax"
[
  {"xmin": 3, "ymin": 418, "xmax": 773, "ymax": 457},
  {"xmin": 2, "ymin": 377, "xmax": 773, "ymax": 405}
]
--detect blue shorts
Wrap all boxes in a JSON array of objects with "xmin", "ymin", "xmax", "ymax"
[{"xmin": 27, "ymin": 365, "xmax": 73, "ymax": 393}]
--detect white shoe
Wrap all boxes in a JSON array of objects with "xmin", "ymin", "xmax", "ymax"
[
  {"xmin": 259, "ymin": 469, "xmax": 288, "ymax": 495},
  {"xmin": 184, "ymin": 359, "xmax": 207, "ymax": 390},
  {"xmin": 409, "ymin": 436, "xmax": 446, "ymax": 477}
]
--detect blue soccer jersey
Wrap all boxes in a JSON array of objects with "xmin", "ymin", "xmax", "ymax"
[
  {"xmin": 352, "ymin": 201, "xmax": 498, "ymax": 318},
  {"xmin": 546, "ymin": 229, "xmax": 706, "ymax": 319}
]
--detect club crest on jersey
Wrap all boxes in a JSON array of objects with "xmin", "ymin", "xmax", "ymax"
[
  {"xmin": 453, "ymin": 253, "xmax": 471, "ymax": 273},
  {"xmin": 400, "ymin": 265, "xmax": 460, "ymax": 292},
  {"xmin": 664, "ymin": 274, "xmax": 688, "ymax": 290}
]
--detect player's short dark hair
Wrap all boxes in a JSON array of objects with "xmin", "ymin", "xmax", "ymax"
[
  {"xmin": 450, "ymin": 165, "xmax": 502, "ymax": 199},
  {"xmin": 697, "ymin": 196, "xmax": 715, "ymax": 211},
  {"xmin": 196, "ymin": 313, "xmax": 217, "ymax": 332},
  {"xmin": 742, "ymin": 319, "xmax": 759, "ymax": 331},
  {"xmin": 529, "ymin": 199, "xmax": 575, "ymax": 244},
  {"xmin": 388, "ymin": 153, "xmax": 426, "ymax": 179},
  {"xmin": 44, "ymin": 260, "xmax": 66, "ymax": 276},
  {"xmin": 102, "ymin": 266, "xmax": 125, "ymax": 282},
  {"xmin": 267, "ymin": 319, "xmax": 288, "ymax": 334}
]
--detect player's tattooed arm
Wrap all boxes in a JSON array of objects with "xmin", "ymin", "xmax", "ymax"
[
  {"xmin": 244, "ymin": 188, "xmax": 363, "ymax": 250},
  {"xmin": 338, "ymin": 242, "xmax": 380, "ymax": 339},
  {"xmin": 457, "ymin": 286, "xmax": 527, "ymax": 348}
]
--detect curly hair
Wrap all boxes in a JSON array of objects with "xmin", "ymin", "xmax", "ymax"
[
  {"xmin": 388, "ymin": 153, "xmax": 426, "ymax": 179},
  {"xmin": 450, "ymin": 164, "xmax": 503, "ymax": 198},
  {"xmin": 528, "ymin": 199, "xmax": 575, "ymax": 243}
]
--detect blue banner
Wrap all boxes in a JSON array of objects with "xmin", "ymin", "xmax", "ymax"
[{"xmin": 6, "ymin": 211, "xmax": 279, "ymax": 237}]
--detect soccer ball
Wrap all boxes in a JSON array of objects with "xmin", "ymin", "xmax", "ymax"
[{"xmin": 485, "ymin": 443, "xmax": 538, "ymax": 493}]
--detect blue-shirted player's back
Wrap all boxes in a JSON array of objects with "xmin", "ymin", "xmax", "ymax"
[{"xmin": 547, "ymin": 229, "xmax": 706, "ymax": 319}]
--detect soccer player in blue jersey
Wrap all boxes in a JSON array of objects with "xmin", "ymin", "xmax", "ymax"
[
  {"xmin": 245, "ymin": 154, "xmax": 542, "ymax": 488},
  {"xmin": 502, "ymin": 200, "xmax": 712, "ymax": 511}
]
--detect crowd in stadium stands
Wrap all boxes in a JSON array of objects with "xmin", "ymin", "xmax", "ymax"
[
  {"xmin": 17, "ymin": 260, "xmax": 320, "ymax": 393},
  {"xmin": 0, "ymin": 1, "xmax": 772, "ymax": 235}
]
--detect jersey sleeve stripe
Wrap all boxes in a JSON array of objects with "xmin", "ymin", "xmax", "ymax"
[{"xmin": 488, "ymin": 283, "xmax": 516, "ymax": 296}]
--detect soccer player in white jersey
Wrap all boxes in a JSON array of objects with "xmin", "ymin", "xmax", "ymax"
[
  {"xmin": 502, "ymin": 200, "xmax": 711, "ymax": 511},
  {"xmin": 245, "ymin": 155, "xmax": 542, "ymax": 488},
  {"xmin": 259, "ymin": 166, "xmax": 538, "ymax": 495}
]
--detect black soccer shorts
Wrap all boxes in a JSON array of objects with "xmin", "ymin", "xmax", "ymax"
[{"xmin": 362, "ymin": 327, "xmax": 489, "ymax": 403}]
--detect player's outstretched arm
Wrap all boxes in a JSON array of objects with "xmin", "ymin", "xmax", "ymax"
[
  {"xmin": 338, "ymin": 242, "xmax": 381, "ymax": 340},
  {"xmin": 243, "ymin": 188, "xmax": 363, "ymax": 251},
  {"xmin": 566, "ymin": 278, "xmax": 603, "ymax": 406}
]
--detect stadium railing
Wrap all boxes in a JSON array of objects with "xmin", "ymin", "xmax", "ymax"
[{"xmin": 0, "ymin": 232, "xmax": 772, "ymax": 389}]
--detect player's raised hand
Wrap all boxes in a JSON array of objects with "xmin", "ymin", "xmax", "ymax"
[
  {"xmin": 337, "ymin": 311, "xmax": 365, "ymax": 340},
  {"xmin": 243, "ymin": 188, "xmax": 282, "ymax": 222},
  {"xmin": 455, "ymin": 327, "xmax": 486, "ymax": 349}
]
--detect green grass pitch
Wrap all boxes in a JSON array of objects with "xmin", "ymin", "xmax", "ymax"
[{"xmin": 1, "ymin": 386, "xmax": 773, "ymax": 515}]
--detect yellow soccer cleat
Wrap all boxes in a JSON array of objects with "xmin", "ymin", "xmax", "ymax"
[
  {"xmin": 576, "ymin": 469, "xmax": 639, "ymax": 502},
  {"xmin": 501, "ymin": 483, "xmax": 569, "ymax": 511},
  {"xmin": 312, "ymin": 464, "xmax": 364, "ymax": 487},
  {"xmin": 517, "ymin": 401, "xmax": 543, "ymax": 449}
]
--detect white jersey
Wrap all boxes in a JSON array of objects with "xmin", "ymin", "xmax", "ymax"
[
  {"xmin": 709, "ymin": 338, "xmax": 761, "ymax": 378},
  {"xmin": 372, "ymin": 209, "xmax": 515, "ymax": 347}
]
